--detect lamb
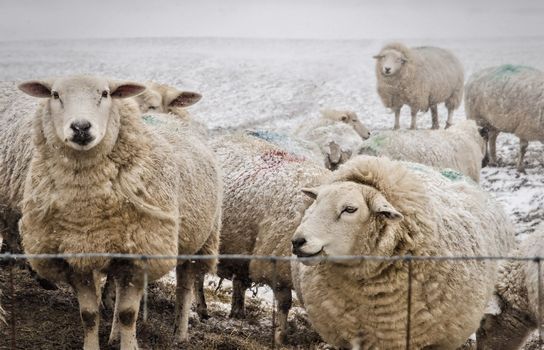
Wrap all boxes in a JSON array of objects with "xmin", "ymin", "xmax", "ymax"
[
  {"xmin": 133, "ymin": 81, "xmax": 201, "ymax": 119},
  {"xmin": 291, "ymin": 155, "xmax": 515, "ymax": 349},
  {"xmin": 17, "ymin": 75, "xmax": 222, "ymax": 349},
  {"xmin": 358, "ymin": 119, "xmax": 489, "ymax": 182},
  {"xmin": 465, "ymin": 64, "xmax": 544, "ymax": 173},
  {"xmin": 476, "ymin": 226, "xmax": 544, "ymax": 350},
  {"xmin": 293, "ymin": 109, "xmax": 370, "ymax": 170},
  {"xmin": 374, "ymin": 42, "xmax": 464, "ymax": 130},
  {"xmin": 195, "ymin": 132, "xmax": 329, "ymax": 344}
]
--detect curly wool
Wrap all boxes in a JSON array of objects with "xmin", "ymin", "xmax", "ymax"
[
  {"xmin": 465, "ymin": 65, "xmax": 544, "ymax": 169},
  {"xmin": 21, "ymin": 102, "xmax": 221, "ymax": 283},
  {"xmin": 359, "ymin": 119, "xmax": 486, "ymax": 182},
  {"xmin": 292, "ymin": 156, "xmax": 515, "ymax": 349},
  {"xmin": 476, "ymin": 227, "xmax": 544, "ymax": 350}
]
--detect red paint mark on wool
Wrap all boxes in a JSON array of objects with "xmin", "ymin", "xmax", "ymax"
[{"xmin": 260, "ymin": 150, "xmax": 305, "ymax": 169}]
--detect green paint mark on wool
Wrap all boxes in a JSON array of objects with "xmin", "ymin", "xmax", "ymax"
[
  {"xmin": 142, "ymin": 115, "xmax": 164, "ymax": 126},
  {"xmin": 492, "ymin": 64, "xmax": 536, "ymax": 78},
  {"xmin": 440, "ymin": 168, "xmax": 464, "ymax": 181}
]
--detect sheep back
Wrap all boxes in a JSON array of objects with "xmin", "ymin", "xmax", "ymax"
[
  {"xmin": 359, "ymin": 120, "xmax": 486, "ymax": 181},
  {"xmin": 465, "ymin": 64, "xmax": 544, "ymax": 142},
  {"xmin": 212, "ymin": 133, "xmax": 329, "ymax": 288}
]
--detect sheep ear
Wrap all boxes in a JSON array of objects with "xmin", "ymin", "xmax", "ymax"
[
  {"xmin": 401, "ymin": 56, "xmax": 408, "ymax": 63},
  {"xmin": 372, "ymin": 54, "xmax": 383, "ymax": 59},
  {"xmin": 168, "ymin": 91, "xmax": 202, "ymax": 108},
  {"xmin": 109, "ymin": 81, "xmax": 146, "ymax": 99},
  {"xmin": 484, "ymin": 293, "xmax": 502, "ymax": 315},
  {"xmin": 18, "ymin": 80, "xmax": 52, "ymax": 98},
  {"xmin": 369, "ymin": 193, "xmax": 403, "ymax": 221},
  {"xmin": 301, "ymin": 187, "xmax": 318, "ymax": 200}
]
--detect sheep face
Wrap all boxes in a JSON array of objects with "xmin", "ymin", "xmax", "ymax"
[
  {"xmin": 292, "ymin": 182, "xmax": 403, "ymax": 266},
  {"xmin": 321, "ymin": 109, "xmax": 371, "ymax": 140},
  {"xmin": 374, "ymin": 49, "xmax": 407, "ymax": 76},
  {"xmin": 19, "ymin": 76, "xmax": 145, "ymax": 151},
  {"xmin": 134, "ymin": 82, "xmax": 202, "ymax": 114}
]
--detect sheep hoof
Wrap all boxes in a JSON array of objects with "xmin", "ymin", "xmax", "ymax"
[
  {"xmin": 197, "ymin": 310, "xmax": 210, "ymax": 321},
  {"xmin": 444, "ymin": 123, "xmax": 453, "ymax": 129},
  {"xmin": 431, "ymin": 125, "xmax": 440, "ymax": 130},
  {"xmin": 36, "ymin": 277, "xmax": 58, "ymax": 290}
]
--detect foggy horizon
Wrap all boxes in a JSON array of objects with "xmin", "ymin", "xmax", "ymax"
[{"xmin": 1, "ymin": 0, "xmax": 542, "ymax": 42}]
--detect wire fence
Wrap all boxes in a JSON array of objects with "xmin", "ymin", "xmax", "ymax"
[{"xmin": 0, "ymin": 252, "xmax": 543, "ymax": 350}]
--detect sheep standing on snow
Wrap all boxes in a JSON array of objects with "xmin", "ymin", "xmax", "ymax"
[
  {"xmin": 465, "ymin": 64, "xmax": 544, "ymax": 173},
  {"xmin": 291, "ymin": 155, "xmax": 514, "ymax": 349},
  {"xmin": 374, "ymin": 43, "xmax": 464, "ymax": 130},
  {"xmin": 358, "ymin": 119, "xmax": 489, "ymax": 182},
  {"xmin": 194, "ymin": 132, "xmax": 329, "ymax": 344},
  {"xmin": 476, "ymin": 227, "xmax": 544, "ymax": 350},
  {"xmin": 18, "ymin": 75, "xmax": 222, "ymax": 349}
]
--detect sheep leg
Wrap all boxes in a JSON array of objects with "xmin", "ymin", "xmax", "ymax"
[
  {"xmin": 230, "ymin": 274, "xmax": 251, "ymax": 319},
  {"xmin": 108, "ymin": 279, "xmax": 121, "ymax": 345},
  {"xmin": 517, "ymin": 138, "xmax": 529, "ymax": 173},
  {"xmin": 445, "ymin": 108, "xmax": 454, "ymax": 129},
  {"xmin": 393, "ymin": 108, "xmax": 401, "ymax": 130},
  {"xmin": 117, "ymin": 272, "xmax": 144, "ymax": 350},
  {"xmin": 488, "ymin": 129, "xmax": 499, "ymax": 166},
  {"xmin": 72, "ymin": 272, "xmax": 100, "ymax": 350},
  {"xmin": 274, "ymin": 287, "xmax": 292, "ymax": 345},
  {"xmin": 430, "ymin": 105, "xmax": 439, "ymax": 129},
  {"xmin": 410, "ymin": 108, "xmax": 418, "ymax": 129},
  {"xmin": 102, "ymin": 272, "xmax": 116, "ymax": 311},
  {"xmin": 174, "ymin": 262, "xmax": 194, "ymax": 342},
  {"xmin": 194, "ymin": 271, "xmax": 209, "ymax": 320}
]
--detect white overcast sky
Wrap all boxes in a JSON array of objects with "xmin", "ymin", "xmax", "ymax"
[{"xmin": 0, "ymin": 0, "xmax": 542, "ymax": 41}]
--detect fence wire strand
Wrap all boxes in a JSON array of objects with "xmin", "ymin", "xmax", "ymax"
[{"xmin": 2, "ymin": 252, "xmax": 544, "ymax": 350}]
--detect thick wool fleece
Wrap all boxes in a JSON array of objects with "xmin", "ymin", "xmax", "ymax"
[
  {"xmin": 292, "ymin": 156, "xmax": 515, "ymax": 349},
  {"xmin": 359, "ymin": 120, "xmax": 486, "ymax": 182}
]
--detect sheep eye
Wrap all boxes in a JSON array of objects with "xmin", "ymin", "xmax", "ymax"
[
  {"xmin": 342, "ymin": 206, "xmax": 358, "ymax": 214},
  {"xmin": 101, "ymin": 90, "xmax": 109, "ymax": 98},
  {"xmin": 52, "ymin": 91, "xmax": 59, "ymax": 99},
  {"xmin": 148, "ymin": 106, "xmax": 158, "ymax": 110}
]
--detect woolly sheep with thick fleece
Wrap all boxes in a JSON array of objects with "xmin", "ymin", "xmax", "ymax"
[
  {"xmin": 358, "ymin": 119, "xmax": 489, "ymax": 182},
  {"xmin": 374, "ymin": 43, "xmax": 464, "ymax": 130},
  {"xmin": 291, "ymin": 155, "xmax": 514, "ymax": 349},
  {"xmin": 195, "ymin": 132, "xmax": 329, "ymax": 344},
  {"xmin": 465, "ymin": 64, "xmax": 544, "ymax": 173},
  {"xmin": 476, "ymin": 226, "xmax": 544, "ymax": 350},
  {"xmin": 18, "ymin": 76, "xmax": 222, "ymax": 349}
]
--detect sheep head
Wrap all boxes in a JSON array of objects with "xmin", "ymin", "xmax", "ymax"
[{"xmin": 19, "ymin": 76, "xmax": 145, "ymax": 151}]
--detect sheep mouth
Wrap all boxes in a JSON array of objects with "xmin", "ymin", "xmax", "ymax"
[{"xmin": 295, "ymin": 247, "xmax": 323, "ymax": 259}]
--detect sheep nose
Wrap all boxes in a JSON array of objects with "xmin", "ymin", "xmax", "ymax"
[
  {"xmin": 291, "ymin": 237, "xmax": 307, "ymax": 253},
  {"xmin": 70, "ymin": 121, "xmax": 91, "ymax": 133},
  {"xmin": 384, "ymin": 67, "xmax": 391, "ymax": 74}
]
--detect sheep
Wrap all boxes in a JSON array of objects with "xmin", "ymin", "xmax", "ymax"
[
  {"xmin": 465, "ymin": 64, "xmax": 544, "ymax": 173},
  {"xmin": 358, "ymin": 119, "xmax": 489, "ymax": 182},
  {"xmin": 17, "ymin": 75, "xmax": 222, "ymax": 349},
  {"xmin": 293, "ymin": 109, "xmax": 370, "ymax": 170},
  {"xmin": 133, "ymin": 81, "xmax": 201, "ymax": 119},
  {"xmin": 373, "ymin": 42, "xmax": 464, "ymax": 130},
  {"xmin": 194, "ymin": 132, "xmax": 329, "ymax": 344},
  {"xmin": 476, "ymin": 226, "xmax": 544, "ymax": 350},
  {"xmin": 291, "ymin": 155, "xmax": 515, "ymax": 349}
]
